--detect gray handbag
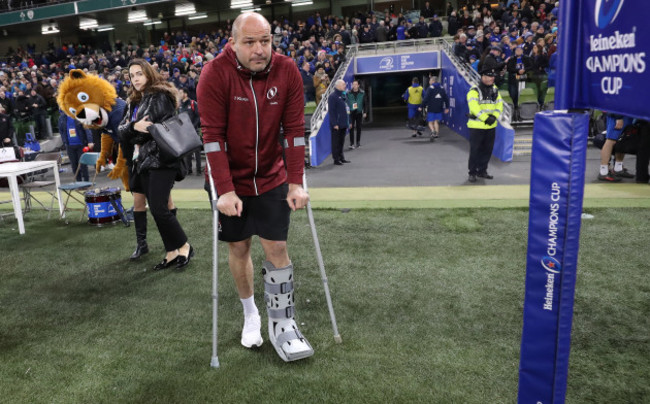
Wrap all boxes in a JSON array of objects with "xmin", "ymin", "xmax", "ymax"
[{"xmin": 148, "ymin": 112, "xmax": 202, "ymax": 164}]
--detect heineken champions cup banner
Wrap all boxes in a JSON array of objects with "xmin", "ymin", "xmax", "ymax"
[{"xmin": 557, "ymin": 0, "xmax": 650, "ymax": 121}]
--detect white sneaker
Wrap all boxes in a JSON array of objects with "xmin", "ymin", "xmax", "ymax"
[
  {"xmin": 107, "ymin": 163, "xmax": 115, "ymax": 170},
  {"xmin": 241, "ymin": 313, "xmax": 263, "ymax": 348}
]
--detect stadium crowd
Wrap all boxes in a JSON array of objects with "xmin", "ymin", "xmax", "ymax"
[
  {"xmin": 0, "ymin": 2, "xmax": 563, "ymax": 135},
  {"xmin": 449, "ymin": 0, "xmax": 559, "ymax": 113}
]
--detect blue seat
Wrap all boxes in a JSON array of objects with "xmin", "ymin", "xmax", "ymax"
[{"xmin": 58, "ymin": 152, "xmax": 99, "ymax": 221}]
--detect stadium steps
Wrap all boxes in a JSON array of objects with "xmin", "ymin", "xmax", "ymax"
[{"xmin": 513, "ymin": 133, "xmax": 533, "ymax": 157}]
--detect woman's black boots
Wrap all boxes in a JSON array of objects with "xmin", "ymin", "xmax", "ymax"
[{"xmin": 130, "ymin": 211, "xmax": 149, "ymax": 260}]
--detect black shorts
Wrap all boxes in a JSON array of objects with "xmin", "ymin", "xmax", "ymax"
[{"xmin": 217, "ymin": 184, "xmax": 291, "ymax": 243}]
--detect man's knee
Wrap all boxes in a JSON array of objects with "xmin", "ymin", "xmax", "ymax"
[
  {"xmin": 229, "ymin": 239, "xmax": 252, "ymax": 260},
  {"xmin": 265, "ymin": 239, "xmax": 288, "ymax": 254},
  {"xmin": 261, "ymin": 239, "xmax": 289, "ymax": 264}
]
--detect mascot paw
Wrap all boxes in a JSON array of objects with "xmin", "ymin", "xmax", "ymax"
[{"xmin": 107, "ymin": 164, "xmax": 126, "ymax": 180}]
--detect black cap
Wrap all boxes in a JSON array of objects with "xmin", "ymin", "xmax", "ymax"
[
  {"xmin": 481, "ymin": 68, "xmax": 498, "ymax": 77},
  {"xmin": 480, "ymin": 58, "xmax": 502, "ymax": 77}
]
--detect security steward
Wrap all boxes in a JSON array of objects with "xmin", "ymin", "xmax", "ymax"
[{"xmin": 466, "ymin": 60, "xmax": 504, "ymax": 183}]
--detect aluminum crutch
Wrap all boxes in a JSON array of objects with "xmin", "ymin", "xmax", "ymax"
[
  {"xmin": 206, "ymin": 158, "xmax": 220, "ymax": 368},
  {"xmin": 303, "ymin": 173, "xmax": 342, "ymax": 343}
]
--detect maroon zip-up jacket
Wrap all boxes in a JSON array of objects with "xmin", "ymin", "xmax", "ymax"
[{"xmin": 197, "ymin": 44, "xmax": 305, "ymax": 197}]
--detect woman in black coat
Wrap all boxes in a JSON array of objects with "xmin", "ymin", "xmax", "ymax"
[
  {"xmin": 118, "ymin": 58, "xmax": 193, "ymax": 271},
  {"xmin": 530, "ymin": 44, "xmax": 549, "ymax": 106}
]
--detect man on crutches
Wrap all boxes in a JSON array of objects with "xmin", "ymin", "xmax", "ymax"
[{"xmin": 198, "ymin": 12, "xmax": 314, "ymax": 362}]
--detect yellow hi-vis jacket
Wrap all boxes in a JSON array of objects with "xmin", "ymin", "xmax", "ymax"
[{"xmin": 466, "ymin": 84, "xmax": 503, "ymax": 129}]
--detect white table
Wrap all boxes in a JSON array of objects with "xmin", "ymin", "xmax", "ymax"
[{"xmin": 0, "ymin": 161, "xmax": 65, "ymax": 234}]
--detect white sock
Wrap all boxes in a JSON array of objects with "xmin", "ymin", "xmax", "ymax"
[
  {"xmin": 240, "ymin": 296, "xmax": 258, "ymax": 317},
  {"xmin": 600, "ymin": 165, "xmax": 609, "ymax": 176},
  {"xmin": 614, "ymin": 162, "xmax": 623, "ymax": 172}
]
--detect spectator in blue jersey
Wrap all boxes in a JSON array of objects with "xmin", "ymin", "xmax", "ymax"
[
  {"xmin": 58, "ymin": 111, "xmax": 94, "ymax": 181},
  {"xmin": 419, "ymin": 75, "xmax": 449, "ymax": 140},
  {"xmin": 550, "ymin": 2, "xmax": 560, "ymax": 19},
  {"xmin": 500, "ymin": 36, "xmax": 513, "ymax": 59},
  {"xmin": 170, "ymin": 68, "xmax": 182, "ymax": 87},
  {"xmin": 279, "ymin": 30, "xmax": 291, "ymax": 49},
  {"xmin": 508, "ymin": 25, "xmax": 519, "ymax": 43},
  {"xmin": 489, "ymin": 26, "xmax": 503, "ymax": 43},
  {"xmin": 396, "ymin": 20, "xmax": 407, "ymax": 40},
  {"xmin": 465, "ymin": 40, "xmax": 481, "ymax": 63},
  {"xmin": 469, "ymin": 54, "xmax": 479, "ymax": 72}
]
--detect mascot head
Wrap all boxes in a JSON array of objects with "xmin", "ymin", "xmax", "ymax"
[{"xmin": 57, "ymin": 69, "xmax": 117, "ymax": 129}]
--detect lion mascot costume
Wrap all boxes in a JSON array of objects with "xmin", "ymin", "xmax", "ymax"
[{"xmin": 57, "ymin": 69, "xmax": 129, "ymax": 191}]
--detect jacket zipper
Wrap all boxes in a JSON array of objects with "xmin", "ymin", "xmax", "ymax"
[{"xmin": 249, "ymin": 77, "xmax": 259, "ymax": 195}]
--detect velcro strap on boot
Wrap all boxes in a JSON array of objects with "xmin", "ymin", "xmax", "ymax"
[
  {"xmin": 275, "ymin": 329, "xmax": 305, "ymax": 347},
  {"xmin": 264, "ymin": 280, "xmax": 294, "ymax": 295},
  {"xmin": 267, "ymin": 306, "xmax": 294, "ymax": 320}
]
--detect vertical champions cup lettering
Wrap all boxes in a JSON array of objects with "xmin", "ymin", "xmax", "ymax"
[{"xmin": 541, "ymin": 182, "xmax": 562, "ymax": 311}]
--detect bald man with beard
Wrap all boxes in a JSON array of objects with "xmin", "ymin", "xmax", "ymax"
[{"xmin": 198, "ymin": 12, "xmax": 314, "ymax": 362}]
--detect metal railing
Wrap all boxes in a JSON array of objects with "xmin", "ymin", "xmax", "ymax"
[{"xmin": 351, "ymin": 37, "xmax": 447, "ymax": 55}]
